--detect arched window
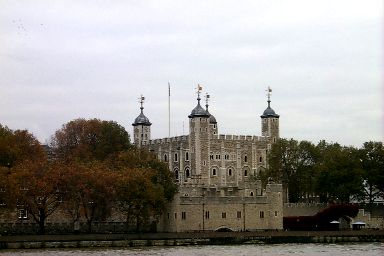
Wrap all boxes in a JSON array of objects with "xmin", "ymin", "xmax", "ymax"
[
  {"xmin": 228, "ymin": 168, "xmax": 232, "ymax": 176},
  {"xmin": 164, "ymin": 154, "xmax": 168, "ymax": 162},
  {"xmin": 250, "ymin": 192, "xmax": 254, "ymax": 196},
  {"xmin": 244, "ymin": 155, "xmax": 247, "ymax": 162},
  {"xmin": 212, "ymin": 168, "xmax": 217, "ymax": 176},
  {"xmin": 174, "ymin": 169, "xmax": 179, "ymax": 180},
  {"xmin": 244, "ymin": 169, "xmax": 248, "ymax": 177},
  {"xmin": 185, "ymin": 168, "xmax": 190, "ymax": 178}
]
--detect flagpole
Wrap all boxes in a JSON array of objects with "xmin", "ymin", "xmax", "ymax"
[{"xmin": 168, "ymin": 82, "xmax": 171, "ymax": 137}]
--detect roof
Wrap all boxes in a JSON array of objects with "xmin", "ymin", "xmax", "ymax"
[
  {"xmin": 261, "ymin": 101, "xmax": 279, "ymax": 118},
  {"xmin": 132, "ymin": 108, "xmax": 152, "ymax": 126},
  {"xmin": 188, "ymin": 97, "xmax": 209, "ymax": 118},
  {"xmin": 209, "ymin": 113, "xmax": 217, "ymax": 124}
]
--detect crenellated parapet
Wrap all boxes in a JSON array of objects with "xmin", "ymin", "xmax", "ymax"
[
  {"xmin": 149, "ymin": 135, "xmax": 189, "ymax": 145},
  {"xmin": 211, "ymin": 134, "xmax": 267, "ymax": 142}
]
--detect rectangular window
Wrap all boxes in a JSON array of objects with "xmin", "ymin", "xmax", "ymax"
[
  {"xmin": 205, "ymin": 211, "xmax": 210, "ymax": 219},
  {"xmin": 174, "ymin": 213, "xmax": 177, "ymax": 219},
  {"xmin": 185, "ymin": 152, "xmax": 189, "ymax": 161},
  {"xmin": 174, "ymin": 153, "xmax": 178, "ymax": 162},
  {"xmin": 260, "ymin": 211, "xmax": 264, "ymax": 219},
  {"xmin": 237, "ymin": 211, "xmax": 242, "ymax": 219},
  {"xmin": 18, "ymin": 209, "xmax": 28, "ymax": 219},
  {"xmin": 182, "ymin": 212, "xmax": 186, "ymax": 220},
  {"xmin": 275, "ymin": 211, "xmax": 278, "ymax": 217},
  {"xmin": 222, "ymin": 212, "xmax": 226, "ymax": 219}
]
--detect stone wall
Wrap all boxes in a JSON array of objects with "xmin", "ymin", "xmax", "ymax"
[{"xmin": 158, "ymin": 183, "xmax": 283, "ymax": 232}]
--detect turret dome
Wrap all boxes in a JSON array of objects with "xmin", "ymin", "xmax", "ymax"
[
  {"xmin": 208, "ymin": 112, "xmax": 217, "ymax": 124},
  {"xmin": 261, "ymin": 105, "xmax": 279, "ymax": 118},
  {"xmin": 133, "ymin": 111, "xmax": 151, "ymax": 126},
  {"xmin": 132, "ymin": 95, "xmax": 152, "ymax": 126},
  {"xmin": 188, "ymin": 96, "xmax": 209, "ymax": 118},
  {"xmin": 261, "ymin": 87, "xmax": 279, "ymax": 118}
]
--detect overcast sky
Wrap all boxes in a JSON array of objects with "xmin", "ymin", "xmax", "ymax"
[{"xmin": 0, "ymin": 0, "xmax": 382, "ymax": 147}]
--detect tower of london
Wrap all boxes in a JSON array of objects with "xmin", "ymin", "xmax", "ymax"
[{"xmin": 132, "ymin": 87, "xmax": 283, "ymax": 232}]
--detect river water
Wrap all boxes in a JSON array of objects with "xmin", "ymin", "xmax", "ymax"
[{"xmin": 1, "ymin": 243, "xmax": 383, "ymax": 256}]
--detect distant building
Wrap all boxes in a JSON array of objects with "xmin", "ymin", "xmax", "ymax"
[{"xmin": 132, "ymin": 87, "xmax": 283, "ymax": 231}]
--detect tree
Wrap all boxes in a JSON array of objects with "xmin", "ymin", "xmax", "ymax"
[
  {"xmin": 359, "ymin": 141, "xmax": 384, "ymax": 206},
  {"xmin": 267, "ymin": 139, "xmax": 318, "ymax": 202},
  {"xmin": 115, "ymin": 149, "xmax": 177, "ymax": 231},
  {"xmin": 315, "ymin": 143, "xmax": 364, "ymax": 203},
  {"xmin": 50, "ymin": 119, "xmax": 131, "ymax": 162},
  {"xmin": 8, "ymin": 160, "xmax": 68, "ymax": 234},
  {"xmin": 116, "ymin": 168, "xmax": 163, "ymax": 231},
  {"xmin": 0, "ymin": 124, "xmax": 45, "ymax": 168},
  {"xmin": 61, "ymin": 162, "xmax": 117, "ymax": 233}
]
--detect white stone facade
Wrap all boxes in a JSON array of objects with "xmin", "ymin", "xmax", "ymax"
[{"xmin": 133, "ymin": 90, "xmax": 283, "ymax": 231}]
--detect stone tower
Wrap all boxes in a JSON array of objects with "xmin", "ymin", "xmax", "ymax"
[
  {"xmin": 188, "ymin": 87, "xmax": 210, "ymax": 182},
  {"xmin": 261, "ymin": 87, "xmax": 279, "ymax": 143},
  {"xmin": 132, "ymin": 95, "xmax": 152, "ymax": 147}
]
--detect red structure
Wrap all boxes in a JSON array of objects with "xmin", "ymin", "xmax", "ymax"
[{"xmin": 284, "ymin": 204, "xmax": 359, "ymax": 231}]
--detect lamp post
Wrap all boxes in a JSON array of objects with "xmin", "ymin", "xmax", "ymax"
[{"xmin": 202, "ymin": 191, "xmax": 205, "ymax": 231}]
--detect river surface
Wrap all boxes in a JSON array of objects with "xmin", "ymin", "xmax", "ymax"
[{"xmin": 1, "ymin": 243, "xmax": 383, "ymax": 256}]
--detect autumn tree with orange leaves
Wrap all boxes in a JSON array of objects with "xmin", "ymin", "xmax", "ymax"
[
  {"xmin": 60, "ymin": 162, "xmax": 117, "ymax": 233},
  {"xmin": 50, "ymin": 118, "xmax": 131, "ymax": 162},
  {"xmin": 113, "ymin": 148, "xmax": 177, "ymax": 231},
  {"xmin": 9, "ymin": 160, "xmax": 69, "ymax": 234},
  {"xmin": 1, "ymin": 120, "xmax": 177, "ymax": 234}
]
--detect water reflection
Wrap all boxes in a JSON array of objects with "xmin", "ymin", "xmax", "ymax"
[{"xmin": 1, "ymin": 243, "xmax": 383, "ymax": 256}]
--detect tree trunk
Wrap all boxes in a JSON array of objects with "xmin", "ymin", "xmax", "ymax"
[
  {"xmin": 38, "ymin": 209, "xmax": 46, "ymax": 235},
  {"xmin": 87, "ymin": 219, "xmax": 93, "ymax": 233}
]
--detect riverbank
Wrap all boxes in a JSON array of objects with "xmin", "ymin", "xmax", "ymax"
[{"xmin": 1, "ymin": 230, "xmax": 383, "ymax": 249}]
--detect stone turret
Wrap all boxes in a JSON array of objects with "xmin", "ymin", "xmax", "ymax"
[
  {"xmin": 261, "ymin": 87, "xmax": 279, "ymax": 143},
  {"xmin": 188, "ymin": 86, "xmax": 210, "ymax": 182},
  {"xmin": 132, "ymin": 95, "xmax": 152, "ymax": 147}
]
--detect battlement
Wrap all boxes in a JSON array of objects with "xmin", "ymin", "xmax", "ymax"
[
  {"xmin": 212, "ymin": 134, "xmax": 267, "ymax": 142},
  {"xmin": 149, "ymin": 135, "xmax": 189, "ymax": 145}
]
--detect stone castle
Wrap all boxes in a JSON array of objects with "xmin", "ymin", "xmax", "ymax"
[{"xmin": 132, "ymin": 87, "xmax": 283, "ymax": 232}]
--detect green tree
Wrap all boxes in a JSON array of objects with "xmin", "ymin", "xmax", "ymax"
[
  {"xmin": 315, "ymin": 142, "xmax": 364, "ymax": 203},
  {"xmin": 359, "ymin": 141, "xmax": 384, "ymax": 206},
  {"xmin": 267, "ymin": 139, "xmax": 318, "ymax": 202}
]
